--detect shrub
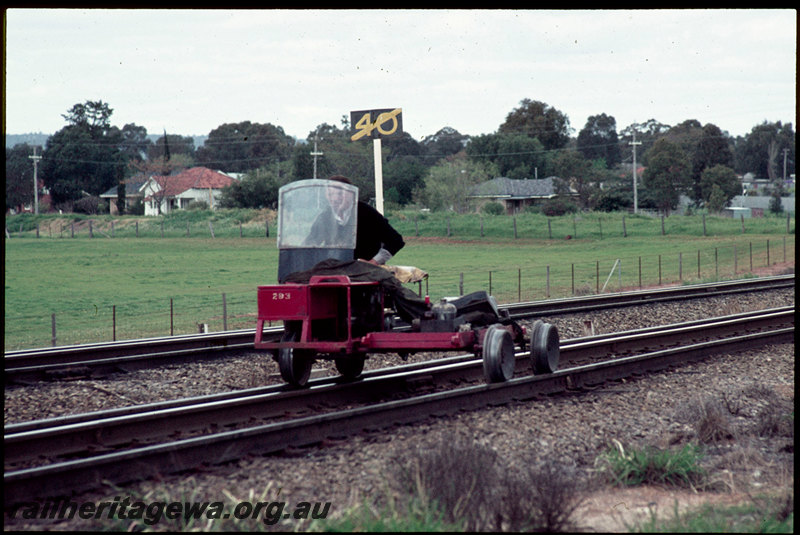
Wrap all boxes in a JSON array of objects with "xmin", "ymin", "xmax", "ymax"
[
  {"xmin": 541, "ymin": 197, "xmax": 578, "ymax": 216},
  {"xmin": 481, "ymin": 201, "xmax": 505, "ymax": 215}
]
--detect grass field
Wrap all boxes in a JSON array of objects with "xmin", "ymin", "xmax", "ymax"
[{"xmin": 4, "ymin": 210, "xmax": 795, "ymax": 350}]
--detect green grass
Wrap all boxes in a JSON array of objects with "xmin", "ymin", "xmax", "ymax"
[
  {"xmin": 595, "ymin": 442, "xmax": 707, "ymax": 488},
  {"xmin": 4, "ymin": 210, "xmax": 795, "ymax": 350}
]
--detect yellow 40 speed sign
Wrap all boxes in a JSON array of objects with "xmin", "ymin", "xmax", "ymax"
[{"xmin": 350, "ymin": 108, "xmax": 403, "ymax": 141}]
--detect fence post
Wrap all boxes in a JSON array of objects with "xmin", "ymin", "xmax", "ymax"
[
  {"xmin": 415, "ymin": 216, "xmax": 419, "ymax": 237},
  {"xmin": 71, "ymin": 222, "xmax": 74, "ymax": 238},
  {"xmin": 661, "ymin": 216, "xmax": 665, "ymax": 236},
  {"xmin": 161, "ymin": 221, "xmax": 164, "ymax": 238},
  {"xmin": 52, "ymin": 313, "xmax": 57, "ymax": 346},
  {"xmin": 547, "ymin": 219, "xmax": 552, "ymax": 239},
  {"xmin": 240, "ymin": 222, "xmax": 243, "ymax": 238},
  {"xmin": 596, "ymin": 261, "xmax": 599, "ymax": 294},
  {"xmin": 598, "ymin": 218, "xmax": 603, "ymax": 240},
  {"xmin": 89, "ymin": 220, "xmax": 94, "ymax": 238},
  {"xmin": 679, "ymin": 252, "xmax": 683, "ymax": 281},
  {"xmin": 734, "ymin": 245, "xmax": 737, "ymax": 275},
  {"xmin": 740, "ymin": 214, "xmax": 745, "ymax": 234},
  {"xmin": 170, "ymin": 298, "xmax": 174, "ymax": 336},
  {"xmin": 209, "ymin": 221, "xmax": 215, "ymax": 238},
  {"xmin": 715, "ymin": 248, "xmax": 718, "ymax": 279},
  {"xmin": 622, "ymin": 216, "xmax": 627, "ymax": 238},
  {"xmin": 36, "ymin": 224, "xmax": 40, "ymax": 238},
  {"xmin": 658, "ymin": 255, "xmax": 662, "ymax": 285},
  {"xmin": 702, "ymin": 214, "xmax": 706, "ymax": 236},
  {"xmin": 266, "ymin": 219, "xmax": 270, "ymax": 238},
  {"xmin": 222, "ymin": 293, "xmax": 227, "ymax": 331},
  {"xmin": 573, "ymin": 218, "xmax": 577, "ymax": 238},
  {"xmin": 459, "ymin": 273, "xmax": 464, "ymax": 296},
  {"xmin": 136, "ymin": 221, "xmax": 139, "ymax": 238},
  {"xmin": 513, "ymin": 217, "xmax": 517, "ymax": 239},
  {"xmin": 113, "ymin": 305, "xmax": 116, "ymax": 341},
  {"xmin": 518, "ymin": 268, "xmax": 521, "ymax": 301},
  {"xmin": 446, "ymin": 216, "xmax": 451, "ymax": 237},
  {"xmin": 767, "ymin": 239, "xmax": 770, "ymax": 266},
  {"xmin": 638, "ymin": 256, "xmax": 642, "ymax": 289},
  {"xmin": 787, "ymin": 212, "xmax": 791, "ymax": 234},
  {"xmin": 186, "ymin": 222, "xmax": 190, "ymax": 237},
  {"xmin": 749, "ymin": 242, "xmax": 753, "ymax": 271},
  {"xmin": 488, "ymin": 271, "xmax": 492, "ymax": 296},
  {"xmin": 783, "ymin": 236, "xmax": 786, "ymax": 262},
  {"xmin": 479, "ymin": 216, "xmax": 483, "ymax": 237},
  {"xmin": 111, "ymin": 221, "xmax": 115, "ymax": 238}
]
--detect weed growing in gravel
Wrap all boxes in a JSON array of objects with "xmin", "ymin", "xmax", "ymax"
[{"xmin": 595, "ymin": 440, "xmax": 707, "ymax": 489}]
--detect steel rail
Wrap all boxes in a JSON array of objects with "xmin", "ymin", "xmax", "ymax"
[
  {"xmin": 503, "ymin": 273, "xmax": 795, "ymax": 318},
  {"xmin": 5, "ymin": 325, "xmax": 792, "ymax": 507},
  {"xmin": 4, "ymin": 275, "xmax": 794, "ymax": 382},
  {"xmin": 4, "ymin": 308, "xmax": 794, "ymax": 504}
]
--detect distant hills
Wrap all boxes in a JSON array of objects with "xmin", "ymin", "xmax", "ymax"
[{"xmin": 6, "ymin": 133, "xmax": 208, "ymax": 149}]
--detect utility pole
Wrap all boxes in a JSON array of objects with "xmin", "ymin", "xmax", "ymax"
[
  {"xmin": 310, "ymin": 132, "xmax": 323, "ymax": 179},
  {"xmin": 629, "ymin": 130, "xmax": 641, "ymax": 214},
  {"xmin": 29, "ymin": 146, "xmax": 42, "ymax": 215}
]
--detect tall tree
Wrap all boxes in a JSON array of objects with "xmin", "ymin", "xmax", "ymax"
[
  {"xmin": 734, "ymin": 121, "xmax": 795, "ymax": 179},
  {"xmin": 689, "ymin": 123, "xmax": 734, "ymax": 204},
  {"xmin": 498, "ymin": 98, "xmax": 572, "ymax": 151},
  {"xmin": 5, "ymin": 144, "xmax": 36, "ymax": 211},
  {"xmin": 416, "ymin": 154, "xmax": 492, "ymax": 212},
  {"xmin": 420, "ymin": 126, "xmax": 469, "ymax": 163},
  {"xmin": 196, "ymin": 121, "xmax": 295, "ymax": 173},
  {"xmin": 642, "ymin": 139, "xmax": 691, "ymax": 215},
  {"xmin": 619, "ymin": 119, "xmax": 671, "ymax": 163},
  {"xmin": 699, "ymin": 164, "xmax": 740, "ymax": 208},
  {"xmin": 576, "ymin": 113, "xmax": 621, "ymax": 168},
  {"xmin": 41, "ymin": 100, "xmax": 124, "ymax": 208},
  {"xmin": 552, "ymin": 150, "xmax": 595, "ymax": 209},
  {"xmin": 465, "ymin": 132, "xmax": 546, "ymax": 179}
]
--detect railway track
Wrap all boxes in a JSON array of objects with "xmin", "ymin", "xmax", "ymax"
[
  {"xmin": 4, "ymin": 306, "xmax": 793, "ymax": 506},
  {"xmin": 4, "ymin": 274, "xmax": 794, "ymax": 383}
]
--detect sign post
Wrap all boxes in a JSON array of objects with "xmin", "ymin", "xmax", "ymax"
[{"xmin": 350, "ymin": 108, "xmax": 403, "ymax": 215}]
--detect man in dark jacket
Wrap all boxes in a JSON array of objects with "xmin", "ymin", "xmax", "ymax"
[{"xmin": 325, "ymin": 175, "xmax": 405, "ymax": 265}]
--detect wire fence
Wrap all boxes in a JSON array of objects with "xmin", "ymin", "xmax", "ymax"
[{"xmin": 4, "ymin": 236, "xmax": 793, "ymax": 351}]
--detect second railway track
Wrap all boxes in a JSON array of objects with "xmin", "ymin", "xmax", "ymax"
[{"xmin": 4, "ymin": 306, "xmax": 793, "ymax": 506}]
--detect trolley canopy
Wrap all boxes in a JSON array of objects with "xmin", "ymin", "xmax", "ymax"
[{"xmin": 276, "ymin": 179, "xmax": 358, "ymax": 282}]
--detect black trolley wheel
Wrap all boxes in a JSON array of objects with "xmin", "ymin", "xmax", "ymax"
[
  {"xmin": 334, "ymin": 355, "xmax": 366, "ymax": 380},
  {"xmin": 482, "ymin": 324, "xmax": 516, "ymax": 383},
  {"xmin": 531, "ymin": 321, "xmax": 560, "ymax": 375},
  {"xmin": 276, "ymin": 327, "xmax": 314, "ymax": 387}
]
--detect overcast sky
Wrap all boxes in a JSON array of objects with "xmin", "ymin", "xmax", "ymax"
[{"xmin": 4, "ymin": 9, "xmax": 797, "ymax": 141}]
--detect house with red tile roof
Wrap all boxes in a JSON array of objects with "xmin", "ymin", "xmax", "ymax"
[{"xmin": 143, "ymin": 167, "xmax": 237, "ymax": 216}]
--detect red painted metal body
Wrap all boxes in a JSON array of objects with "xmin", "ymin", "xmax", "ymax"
[{"xmin": 255, "ymin": 275, "xmax": 485, "ymax": 358}]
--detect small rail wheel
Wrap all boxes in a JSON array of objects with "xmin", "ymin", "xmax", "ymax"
[
  {"xmin": 482, "ymin": 324, "xmax": 515, "ymax": 383},
  {"xmin": 531, "ymin": 322, "xmax": 560, "ymax": 374},
  {"xmin": 335, "ymin": 356, "xmax": 365, "ymax": 380},
  {"xmin": 277, "ymin": 329, "xmax": 313, "ymax": 387}
]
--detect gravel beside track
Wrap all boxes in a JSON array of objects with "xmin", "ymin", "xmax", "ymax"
[{"xmin": 4, "ymin": 286, "xmax": 794, "ymax": 531}]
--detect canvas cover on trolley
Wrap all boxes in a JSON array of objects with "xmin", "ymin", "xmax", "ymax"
[{"xmin": 276, "ymin": 179, "xmax": 358, "ymax": 282}]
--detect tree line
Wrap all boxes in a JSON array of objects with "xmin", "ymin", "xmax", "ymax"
[{"xmin": 5, "ymin": 98, "xmax": 796, "ymax": 216}]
